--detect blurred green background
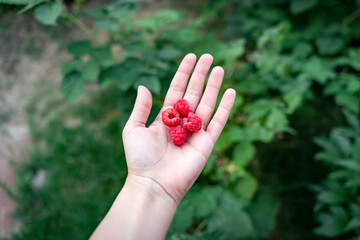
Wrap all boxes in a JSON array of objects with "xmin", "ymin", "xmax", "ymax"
[{"xmin": 0, "ymin": 0, "xmax": 360, "ymax": 239}]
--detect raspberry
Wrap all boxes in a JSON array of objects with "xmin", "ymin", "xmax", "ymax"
[
  {"xmin": 183, "ymin": 112, "xmax": 202, "ymax": 132},
  {"xmin": 174, "ymin": 99, "xmax": 192, "ymax": 117},
  {"xmin": 162, "ymin": 99, "xmax": 202, "ymax": 146},
  {"xmin": 168, "ymin": 126, "xmax": 189, "ymax": 146},
  {"xmin": 162, "ymin": 108, "xmax": 181, "ymax": 127}
]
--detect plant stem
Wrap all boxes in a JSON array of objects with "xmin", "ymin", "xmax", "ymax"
[
  {"xmin": 61, "ymin": 0, "xmax": 100, "ymax": 44},
  {"xmin": 196, "ymin": 220, "xmax": 207, "ymax": 232},
  {"xmin": 0, "ymin": 179, "xmax": 17, "ymax": 202},
  {"xmin": 64, "ymin": 12, "xmax": 100, "ymax": 44},
  {"xmin": 343, "ymin": 9, "xmax": 360, "ymax": 26}
]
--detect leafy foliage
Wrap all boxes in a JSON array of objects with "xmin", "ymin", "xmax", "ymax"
[
  {"xmin": 1, "ymin": 0, "xmax": 360, "ymax": 239},
  {"xmin": 313, "ymin": 111, "xmax": 360, "ymax": 238},
  {"xmin": 9, "ymin": 86, "xmax": 127, "ymax": 240}
]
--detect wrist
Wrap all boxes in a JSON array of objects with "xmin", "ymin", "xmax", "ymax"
[
  {"xmin": 90, "ymin": 174, "xmax": 178, "ymax": 240},
  {"xmin": 125, "ymin": 174, "xmax": 178, "ymax": 210}
]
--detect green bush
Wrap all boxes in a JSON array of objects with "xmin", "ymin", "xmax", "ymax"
[
  {"xmin": 1, "ymin": 0, "xmax": 360, "ymax": 239},
  {"xmin": 313, "ymin": 111, "xmax": 360, "ymax": 238}
]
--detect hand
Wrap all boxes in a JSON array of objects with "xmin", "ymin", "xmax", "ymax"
[
  {"xmin": 122, "ymin": 53, "xmax": 236, "ymax": 205},
  {"xmin": 91, "ymin": 54, "xmax": 236, "ymax": 240}
]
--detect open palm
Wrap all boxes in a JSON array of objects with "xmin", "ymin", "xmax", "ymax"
[{"xmin": 122, "ymin": 54, "xmax": 236, "ymax": 204}]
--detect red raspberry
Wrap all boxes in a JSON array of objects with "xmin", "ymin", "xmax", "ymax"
[
  {"xmin": 162, "ymin": 108, "xmax": 181, "ymax": 127},
  {"xmin": 168, "ymin": 126, "xmax": 189, "ymax": 146},
  {"xmin": 183, "ymin": 112, "xmax": 202, "ymax": 132},
  {"xmin": 174, "ymin": 99, "xmax": 192, "ymax": 117}
]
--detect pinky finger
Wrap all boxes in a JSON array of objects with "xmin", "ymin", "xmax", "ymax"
[{"xmin": 206, "ymin": 89, "xmax": 236, "ymax": 143}]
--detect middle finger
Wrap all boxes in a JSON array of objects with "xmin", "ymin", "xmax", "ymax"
[{"xmin": 183, "ymin": 53, "xmax": 213, "ymax": 111}]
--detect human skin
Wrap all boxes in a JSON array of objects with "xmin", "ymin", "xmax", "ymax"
[{"xmin": 90, "ymin": 53, "xmax": 236, "ymax": 240}]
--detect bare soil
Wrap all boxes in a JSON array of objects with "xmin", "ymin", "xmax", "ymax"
[{"xmin": 0, "ymin": 14, "xmax": 66, "ymax": 237}]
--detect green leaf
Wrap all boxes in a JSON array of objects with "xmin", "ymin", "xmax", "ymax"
[
  {"xmin": 345, "ymin": 176, "xmax": 360, "ymax": 187},
  {"xmin": 190, "ymin": 187, "xmax": 219, "ymax": 219},
  {"xmin": 91, "ymin": 47, "xmax": 114, "ymax": 67},
  {"xmin": 345, "ymin": 217, "xmax": 360, "ymax": 231},
  {"xmin": 228, "ymin": 126, "xmax": 247, "ymax": 142},
  {"xmin": 266, "ymin": 108, "xmax": 289, "ymax": 132},
  {"xmin": 334, "ymin": 49, "xmax": 360, "ymax": 70},
  {"xmin": 242, "ymin": 122, "xmax": 275, "ymax": 143},
  {"xmin": 316, "ymin": 37, "xmax": 344, "ymax": 56},
  {"xmin": 303, "ymin": 57, "xmax": 335, "ymax": 84},
  {"xmin": 331, "ymin": 130, "xmax": 351, "ymax": 155},
  {"xmin": 95, "ymin": 19, "xmax": 120, "ymax": 31},
  {"xmin": 153, "ymin": 9, "xmax": 183, "ymax": 24},
  {"xmin": 284, "ymin": 93, "xmax": 303, "ymax": 113},
  {"xmin": 280, "ymin": 77, "xmax": 311, "ymax": 95},
  {"xmin": 85, "ymin": 7, "xmax": 107, "ymax": 19},
  {"xmin": 350, "ymin": 202, "xmax": 360, "ymax": 216},
  {"xmin": 81, "ymin": 60, "xmax": 100, "ymax": 81},
  {"xmin": 136, "ymin": 9, "xmax": 183, "ymax": 32},
  {"xmin": 293, "ymin": 42, "xmax": 313, "ymax": 58},
  {"xmin": 235, "ymin": 75, "xmax": 267, "ymax": 94},
  {"xmin": 158, "ymin": 47, "xmax": 182, "ymax": 61},
  {"xmin": 229, "ymin": 95, "xmax": 244, "ymax": 119},
  {"xmin": 203, "ymin": 153, "xmax": 216, "ymax": 175},
  {"xmin": 232, "ymin": 142, "xmax": 255, "ymax": 167},
  {"xmin": 317, "ymin": 190, "xmax": 348, "ymax": 204},
  {"xmin": 315, "ymin": 207, "xmax": 348, "ymax": 237},
  {"xmin": 328, "ymin": 170, "xmax": 350, "ymax": 180},
  {"xmin": 234, "ymin": 173, "xmax": 258, "ymax": 200},
  {"xmin": 105, "ymin": 0, "xmax": 140, "ymax": 16},
  {"xmin": 335, "ymin": 93, "xmax": 359, "ymax": 113},
  {"xmin": 34, "ymin": 2, "xmax": 63, "ymax": 26},
  {"xmin": 61, "ymin": 59, "xmax": 83, "ymax": 76},
  {"xmin": 169, "ymin": 186, "xmax": 221, "ymax": 235},
  {"xmin": 133, "ymin": 76, "xmax": 161, "ymax": 95},
  {"xmin": 99, "ymin": 58, "xmax": 141, "ymax": 90},
  {"xmin": 348, "ymin": 48, "xmax": 360, "ymax": 71},
  {"xmin": 61, "ymin": 72, "xmax": 86, "ymax": 101},
  {"xmin": 214, "ymin": 131, "xmax": 232, "ymax": 151},
  {"xmin": 314, "ymin": 137, "xmax": 338, "ymax": 152},
  {"xmin": 324, "ymin": 80, "xmax": 342, "ymax": 96},
  {"xmin": 207, "ymin": 192, "xmax": 255, "ymax": 239},
  {"xmin": 68, "ymin": 41, "xmax": 92, "ymax": 56},
  {"xmin": 347, "ymin": 77, "xmax": 360, "ymax": 93},
  {"xmin": 246, "ymin": 105, "xmax": 269, "ymax": 122},
  {"xmin": 335, "ymin": 159, "xmax": 360, "ymax": 172},
  {"xmin": 207, "ymin": 208, "xmax": 255, "ymax": 239},
  {"xmin": 246, "ymin": 194, "xmax": 280, "ymax": 238},
  {"xmin": 0, "ymin": 0, "xmax": 29, "ymax": 4},
  {"xmin": 290, "ymin": 0, "xmax": 318, "ymax": 14},
  {"xmin": 343, "ymin": 110, "xmax": 360, "ymax": 131},
  {"xmin": 168, "ymin": 201, "xmax": 194, "ymax": 234},
  {"xmin": 257, "ymin": 23, "xmax": 289, "ymax": 50},
  {"xmin": 255, "ymin": 53, "xmax": 280, "ymax": 74},
  {"xmin": 99, "ymin": 65, "xmax": 133, "ymax": 90},
  {"xmin": 213, "ymin": 39, "xmax": 245, "ymax": 67}
]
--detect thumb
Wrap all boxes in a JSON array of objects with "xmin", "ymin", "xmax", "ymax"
[{"xmin": 125, "ymin": 86, "xmax": 152, "ymax": 130}]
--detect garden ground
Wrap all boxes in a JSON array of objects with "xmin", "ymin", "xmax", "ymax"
[{"xmin": 0, "ymin": 16, "xmax": 65, "ymax": 236}]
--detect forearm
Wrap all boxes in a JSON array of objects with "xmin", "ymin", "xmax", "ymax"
[{"xmin": 90, "ymin": 174, "xmax": 177, "ymax": 240}]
